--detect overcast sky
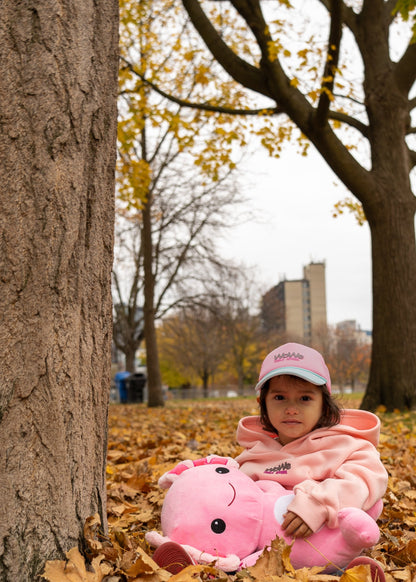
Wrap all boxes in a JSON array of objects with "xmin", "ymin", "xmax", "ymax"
[{"xmin": 219, "ymin": 146, "xmax": 373, "ymax": 331}]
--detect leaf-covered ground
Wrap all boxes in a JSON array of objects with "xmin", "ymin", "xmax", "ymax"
[{"xmin": 44, "ymin": 399, "xmax": 416, "ymax": 582}]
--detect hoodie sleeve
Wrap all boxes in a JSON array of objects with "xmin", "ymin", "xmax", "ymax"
[{"xmin": 288, "ymin": 442, "xmax": 388, "ymax": 532}]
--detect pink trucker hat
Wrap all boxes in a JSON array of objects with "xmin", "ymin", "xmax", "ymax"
[{"xmin": 255, "ymin": 342, "xmax": 331, "ymax": 393}]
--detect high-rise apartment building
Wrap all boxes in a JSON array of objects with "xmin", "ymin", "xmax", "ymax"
[{"xmin": 261, "ymin": 262, "xmax": 327, "ymax": 343}]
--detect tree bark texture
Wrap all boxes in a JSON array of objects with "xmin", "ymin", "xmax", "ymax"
[{"xmin": 0, "ymin": 1, "xmax": 119, "ymax": 579}]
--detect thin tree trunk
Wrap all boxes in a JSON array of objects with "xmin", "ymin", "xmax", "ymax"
[
  {"xmin": 140, "ymin": 117, "xmax": 164, "ymax": 408},
  {"xmin": 0, "ymin": 1, "xmax": 118, "ymax": 579},
  {"xmin": 142, "ymin": 197, "xmax": 164, "ymax": 407},
  {"xmin": 125, "ymin": 350, "xmax": 136, "ymax": 373},
  {"xmin": 202, "ymin": 369, "xmax": 209, "ymax": 398}
]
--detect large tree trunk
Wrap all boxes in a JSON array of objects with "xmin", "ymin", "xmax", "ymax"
[
  {"xmin": 359, "ymin": 22, "xmax": 416, "ymax": 410},
  {"xmin": 0, "ymin": 2, "xmax": 119, "ymax": 580},
  {"xmin": 362, "ymin": 195, "xmax": 416, "ymax": 410}
]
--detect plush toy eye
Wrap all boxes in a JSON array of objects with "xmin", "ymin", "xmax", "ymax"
[
  {"xmin": 211, "ymin": 518, "xmax": 226, "ymax": 534},
  {"xmin": 215, "ymin": 467, "xmax": 229, "ymax": 474}
]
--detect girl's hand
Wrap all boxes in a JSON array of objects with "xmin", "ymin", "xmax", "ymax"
[{"xmin": 281, "ymin": 511, "xmax": 313, "ymax": 538}]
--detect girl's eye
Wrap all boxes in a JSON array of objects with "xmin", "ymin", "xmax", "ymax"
[
  {"xmin": 301, "ymin": 396, "xmax": 312, "ymax": 401},
  {"xmin": 274, "ymin": 394, "xmax": 285, "ymax": 400}
]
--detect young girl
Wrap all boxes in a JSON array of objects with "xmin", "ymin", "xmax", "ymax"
[
  {"xmin": 235, "ymin": 342, "xmax": 388, "ymax": 540},
  {"xmin": 152, "ymin": 342, "xmax": 388, "ymax": 579}
]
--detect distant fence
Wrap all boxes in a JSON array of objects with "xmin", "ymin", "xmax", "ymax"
[
  {"xmin": 165, "ymin": 384, "xmax": 364, "ymax": 400},
  {"xmin": 166, "ymin": 386, "xmax": 255, "ymax": 400},
  {"xmin": 110, "ymin": 383, "xmax": 256, "ymax": 403},
  {"xmin": 111, "ymin": 382, "xmax": 364, "ymax": 403}
]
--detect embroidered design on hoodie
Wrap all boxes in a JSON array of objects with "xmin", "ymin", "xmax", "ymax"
[{"xmin": 264, "ymin": 462, "xmax": 291, "ymax": 475}]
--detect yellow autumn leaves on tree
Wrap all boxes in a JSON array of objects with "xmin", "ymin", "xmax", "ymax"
[
  {"xmin": 117, "ymin": 0, "xmax": 368, "ymax": 226},
  {"xmin": 117, "ymin": 0, "xmax": 254, "ymax": 209}
]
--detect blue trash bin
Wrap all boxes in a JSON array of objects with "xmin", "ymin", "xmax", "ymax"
[{"xmin": 114, "ymin": 371, "xmax": 131, "ymax": 404}]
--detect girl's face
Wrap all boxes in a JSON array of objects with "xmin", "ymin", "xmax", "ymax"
[{"xmin": 264, "ymin": 375, "xmax": 324, "ymax": 446}]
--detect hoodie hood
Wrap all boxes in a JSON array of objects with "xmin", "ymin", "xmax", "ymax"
[
  {"xmin": 237, "ymin": 408, "xmax": 381, "ymax": 450},
  {"xmin": 331, "ymin": 409, "xmax": 381, "ymax": 445}
]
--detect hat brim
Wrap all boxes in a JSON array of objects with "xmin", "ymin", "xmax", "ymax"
[{"xmin": 255, "ymin": 367, "xmax": 327, "ymax": 393}]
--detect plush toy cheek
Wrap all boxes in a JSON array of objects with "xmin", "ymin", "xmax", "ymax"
[
  {"xmin": 162, "ymin": 495, "xmax": 263, "ymax": 559},
  {"xmin": 210, "ymin": 498, "xmax": 263, "ymax": 557}
]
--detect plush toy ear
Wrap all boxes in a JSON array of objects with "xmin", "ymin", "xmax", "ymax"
[
  {"xmin": 158, "ymin": 460, "xmax": 195, "ymax": 489},
  {"xmin": 158, "ymin": 455, "xmax": 239, "ymax": 489}
]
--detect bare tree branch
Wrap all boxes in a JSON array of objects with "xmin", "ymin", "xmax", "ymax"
[{"xmin": 120, "ymin": 57, "xmax": 280, "ymax": 116}]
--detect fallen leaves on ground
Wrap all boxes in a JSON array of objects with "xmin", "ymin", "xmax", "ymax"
[
  {"xmin": 43, "ymin": 400, "xmax": 416, "ymax": 581},
  {"xmin": 42, "ymin": 547, "xmax": 113, "ymax": 582}
]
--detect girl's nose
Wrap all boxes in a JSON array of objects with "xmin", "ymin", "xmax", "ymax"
[{"xmin": 285, "ymin": 404, "xmax": 299, "ymax": 415}]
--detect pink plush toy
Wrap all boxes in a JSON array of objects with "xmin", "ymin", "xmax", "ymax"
[{"xmin": 145, "ymin": 456, "xmax": 382, "ymax": 573}]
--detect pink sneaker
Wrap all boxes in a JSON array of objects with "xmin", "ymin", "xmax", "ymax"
[
  {"xmin": 152, "ymin": 542, "xmax": 196, "ymax": 574},
  {"xmin": 345, "ymin": 556, "xmax": 385, "ymax": 582}
]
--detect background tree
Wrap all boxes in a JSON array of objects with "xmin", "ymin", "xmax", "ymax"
[
  {"xmin": 160, "ymin": 305, "xmax": 228, "ymax": 396},
  {"xmin": 177, "ymin": 0, "xmax": 416, "ymax": 411},
  {"xmin": 158, "ymin": 266, "xmax": 269, "ymax": 393},
  {"xmin": 326, "ymin": 324, "xmax": 371, "ymax": 392},
  {"xmin": 0, "ymin": 1, "xmax": 118, "ymax": 580},
  {"xmin": 112, "ymin": 223, "xmax": 145, "ymax": 372},
  {"xmin": 260, "ymin": 287, "xmax": 286, "ymax": 339},
  {"xmin": 116, "ymin": 0, "xmax": 249, "ymax": 406},
  {"xmin": 113, "ymin": 302, "xmax": 144, "ymax": 372},
  {"xmin": 207, "ymin": 269, "xmax": 266, "ymax": 394}
]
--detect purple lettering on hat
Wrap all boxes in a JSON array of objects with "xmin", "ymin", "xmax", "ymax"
[{"xmin": 273, "ymin": 352, "xmax": 304, "ymax": 361}]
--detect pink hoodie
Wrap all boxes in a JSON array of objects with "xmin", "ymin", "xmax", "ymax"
[{"xmin": 235, "ymin": 409, "xmax": 388, "ymax": 532}]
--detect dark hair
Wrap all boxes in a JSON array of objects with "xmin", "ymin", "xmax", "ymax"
[{"xmin": 258, "ymin": 377, "xmax": 341, "ymax": 436}]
